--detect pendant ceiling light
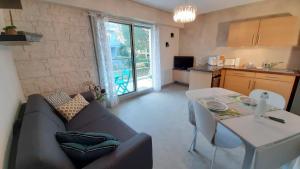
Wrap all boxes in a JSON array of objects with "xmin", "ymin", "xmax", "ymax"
[{"xmin": 173, "ymin": 0, "xmax": 197, "ymax": 23}]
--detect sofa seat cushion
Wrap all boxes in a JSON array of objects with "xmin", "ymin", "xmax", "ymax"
[
  {"xmin": 66, "ymin": 101, "xmax": 109, "ymax": 129},
  {"xmin": 16, "ymin": 113, "xmax": 75, "ymax": 169},
  {"xmin": 67, "ymin": 101, "xmax": 137, "ymax": 142}
]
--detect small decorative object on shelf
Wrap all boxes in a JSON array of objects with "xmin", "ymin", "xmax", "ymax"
[
  {"xmin": 3, "ymin": 25, "xmax": 17, "ymax": 35},
  {"xmin": 3, "ymin": 10, "xmax": 17, "ymax": 35},
  {"xmin": 0, "ymin": 5, "xmax": 43, "ymax": 46}
]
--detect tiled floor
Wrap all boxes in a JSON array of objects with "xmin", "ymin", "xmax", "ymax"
[{"xmin": 111, "ymin": 84, "xmax": 244, "ymax": 169}]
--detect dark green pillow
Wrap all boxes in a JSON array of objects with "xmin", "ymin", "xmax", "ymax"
[
  {"xmin": 56, "ymin": 131, "xmax": 118, "ymax": 145},
  {"xmin": 61, "ymin": 140, "xmax": 120, "ymax": 168}
]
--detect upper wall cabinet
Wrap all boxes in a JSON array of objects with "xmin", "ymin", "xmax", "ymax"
[
  {"xmin": 227, "ymin": 16, "xmax": 300, "ymax": 47},
  {"xmin": 227, "ymin": 20, "xmax": 260, "ymax": 47},
  {"xmin": 258, "ymin": 16, "xmax": 300, "ymax": 47}
]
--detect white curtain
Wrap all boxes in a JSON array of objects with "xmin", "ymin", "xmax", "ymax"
[
  {"xmin": 281, "ymin": 157, "xmax": 300, "ymax": 169},
  {"xmin": 151, "ymin": 25, "xmax": 162, "ymax": 91},
  {"xmin": 90, "ymin": 14, "xmax": 119, "ymax": 107}
]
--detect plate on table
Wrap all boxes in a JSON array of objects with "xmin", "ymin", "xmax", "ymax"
[
  {"xmin": 206, "ymin": 101, "xmax": 228, "ymax": 112},
  {"xmin": 240, "ymin": 96, "xmax": 257, "ymax": 106}
]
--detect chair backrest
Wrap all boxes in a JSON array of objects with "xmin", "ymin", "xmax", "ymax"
[
  {"xmin": 249, "ymin": 89, "xmax": 286, "ymax": 109},
  {"xmin": 122, "ymin": 69, "xmax": 131, "ymax": 82},
  {"xmin": 192, "ymin": 100, "xmax": 217, "ymax": 144}
]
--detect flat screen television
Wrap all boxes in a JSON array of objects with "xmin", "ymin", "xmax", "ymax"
[{"xmin": 174, "ymin": 56, "xmax": 194, "ymax": 70}]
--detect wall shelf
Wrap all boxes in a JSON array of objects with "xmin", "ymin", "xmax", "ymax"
[{"xmin": 0, "ymin": 33, "xmax": 43, "ymax": 46}]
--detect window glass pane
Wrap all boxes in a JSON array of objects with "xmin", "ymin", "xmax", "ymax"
[
  {"xmin": 106, "ymin": 22, "xmax": 135, "ymax": 95},
  {"xmin": 134, "ymin": 26, "xmax": 153, "ymax": 91}
]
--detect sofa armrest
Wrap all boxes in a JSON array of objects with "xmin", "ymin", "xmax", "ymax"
[{"xmin": 83, "ymin": 133, "xmax": 153, "ymax": 169}]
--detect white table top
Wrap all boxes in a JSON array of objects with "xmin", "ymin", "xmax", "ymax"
[
  {"xmin": 221, "ymin": 110, "xmax": 300, "ymax": 148},
  {"xmin": 186, "ymin": 88, "xmax": 300, "ymax": 148}
]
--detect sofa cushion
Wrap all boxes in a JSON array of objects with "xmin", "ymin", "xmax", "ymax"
[
  {"xmin": 25, "ymin": 94, "xmax": 66, "ymax": 129},
  {"xmin": 57, "ymin": 94, "xmax": 89, "ymax": 121},
  {"xmin": 16, "ymin": 113, "xmax": 76, "ymax": 169},
  {"xmin": 67, "ymin": 101, "xmax": 136, "ymax": 142},
  {"xmin": 60, "ymin": 140, "xmax": 120, "ymax": 168},
  {"xmin": 56, "ymin": 131, "xmax": 118, "ymax": 145},
  {"xmin": 66, "ymin": 101, "xmax": 109, "ymax": 129}
]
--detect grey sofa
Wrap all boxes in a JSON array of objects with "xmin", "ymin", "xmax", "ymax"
[{"xmin": 15, "ymin": 92, "xmax": 153, "ymax": 169}]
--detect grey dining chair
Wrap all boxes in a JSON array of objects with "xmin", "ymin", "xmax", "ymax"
[
  {"xmin": 189, "ymin": 100, "xmax": 243, "ymax": 169},
  {"xmin": 249, "ymin": 89, "xmax": 286, "ymax": 109}
]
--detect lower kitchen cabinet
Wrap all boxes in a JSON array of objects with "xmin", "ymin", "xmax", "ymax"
[
  {"xmin": 253, "ymin": 79, "xmax": 294, "ymax": 105},
  {"xmin": 224, "ymin": 75, "xmax": 252, "ymax": 95},
  {"xmin": 222, "ymin": 70, "xmax": 296, "ymax": 108}
]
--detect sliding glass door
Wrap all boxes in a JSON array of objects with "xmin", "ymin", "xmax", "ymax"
[
  {"xmin": 134, "ymin": 26, "xmax": 153, "ymax": 91},
  {"xmin": 105, "ymin": 21, "xmax": 153, "ymax": 95},
  {"xmin": 106, "ymin": 22, "xmax": 135, "ymax": 95}
]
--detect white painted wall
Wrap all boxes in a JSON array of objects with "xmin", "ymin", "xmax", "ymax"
[
  {"xmin": 0, "ymin": 10, "xmax": 25, "ymax": 169},
  {"xmin": 159, "ymin": 25, "xmax": 179, "ymax": 85}
]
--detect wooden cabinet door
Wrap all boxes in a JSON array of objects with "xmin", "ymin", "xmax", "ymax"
[
  {"xmin": 258, "ymin": 16, "xmax": 300, "ymax": 47},
  {"xmin": 227, "ymin": 20, "xmax": 260, "ymax": 47},
  {"xmin": 252, "ymin": 79, "xmax": 294, "ymax": 105},
  {"xmin": 224, "ymin": 75, "xmax": 252, "ymax": 95}
]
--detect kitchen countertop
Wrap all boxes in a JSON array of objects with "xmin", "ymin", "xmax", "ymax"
[{"xmin": 189, "ymin": 64, "xmax": 300, "ymax": 76}]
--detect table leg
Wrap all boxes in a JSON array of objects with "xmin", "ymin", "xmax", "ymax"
[{"xmin": 242, "ymin": 142, "xmax": 255, "ymax": 169}]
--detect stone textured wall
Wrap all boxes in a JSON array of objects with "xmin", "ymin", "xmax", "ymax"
[
  {"xmin": 179, "ymin": 0, "xmax": 300, "ymax": 69},
  {"xmin": 3, "ymin": 0, "xmax": 99, "ymax": 97}
]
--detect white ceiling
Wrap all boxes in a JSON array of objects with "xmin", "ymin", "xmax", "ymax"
[{"xmin": 132, "ymin": 0, "xmax": 263, "ymax": 14}]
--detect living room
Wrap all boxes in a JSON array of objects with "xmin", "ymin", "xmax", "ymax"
[{"xmin": 1, "ymin": 0, "xmax": 300, "ymax": 169}]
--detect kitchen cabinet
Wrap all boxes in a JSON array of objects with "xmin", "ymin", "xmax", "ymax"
[
  {"xmin": 222, "ymin": 70, "xmax": 296, "ymax": 108},
  {"xmin": 258, "ymin": 16, "xmax": 300, "ymax": 47},
  {"xmin": 227, "ymin": 16, "xmax": 300, "ymax": 47},
  {"xmin": 224, "ymin": 75, "xmax": 253, "ymax": 95},
  {"xmin": 253, "ymin": 73, "xmax": 295, "ymax": 104},
  {"xmin": 223, "ymin": 70, "xmax": 255, "ymax": 95},
  {"xmin": 219, "ymin": 69, "xmax": 226, "ymax": 87},
  {"xmin": 252, "ymin": 79, "xmax": 294, "ymax": 104},
  {"xmin": 227, "ymin": 20, "xmax": 260, "ymax": 47},
  {"xmin": 173, "ymin": 69, "xmax": 189, "ymax": 84}
]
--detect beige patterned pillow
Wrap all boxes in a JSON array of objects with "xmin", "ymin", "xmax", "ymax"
[{"xmin": 57, "ymin": 94, "xmax": 89, "ymax": 121}]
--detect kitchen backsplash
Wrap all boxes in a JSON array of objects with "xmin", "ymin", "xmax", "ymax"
[
  {"xmin": 215, "ymin": 48, "xmax": 300, "ymax": 69},
  {"xmin": 194, "ymin": 47, "xmax": 300, "ymax": 70},
  {"xmin": 179, "ymin": 0, "xmax": 300, "ymax": 70}
]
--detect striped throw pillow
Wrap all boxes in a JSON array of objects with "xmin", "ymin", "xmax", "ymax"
[
  {"xmin": 60, "ymin": 140, "xmax": 120, "ymax": 168},
  {"xmin": 45, "ymin": 91, "xmax": 72, "ymax": 108},
  {"xmin": 56, "ymin": 131, "xmax": 118, "ymax": 145}
]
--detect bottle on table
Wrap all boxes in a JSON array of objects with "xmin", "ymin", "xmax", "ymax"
[{"xmin": 255, "ymin": 92, "xmax": 269, "ymax": 119}]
